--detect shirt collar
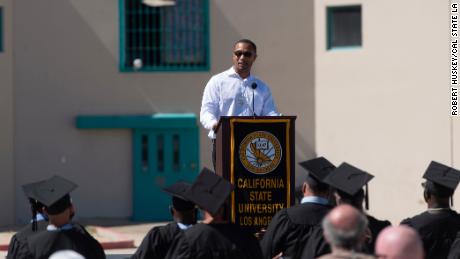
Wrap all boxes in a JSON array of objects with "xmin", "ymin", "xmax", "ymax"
[
  {"xmin": 47, "ymin": 223, "xmax": 73, "ymax": 231},
  {"xmin": 301, "ymin": 196, "xmax": 330, "ymax": 205},
  {"xmin": 30, "ymin": 213, "xmax": 48, "ymax": 223},
  {"xmin": 177, "ymin": 222, "xmax": 193, "ymax": 230},
  {"xmin": 36, "ymin": 213, "xmax": 48, "ymax": 222},
  {"xmin": 225, "ymin": 67, "xmax": 254, "ymax": 82}
]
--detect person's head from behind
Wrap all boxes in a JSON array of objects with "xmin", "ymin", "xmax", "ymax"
[
  {"xmin": 44, "ymin": 194, "xmax": 75, "ymax": 227},
  {"xmin": 187, "ymin": 167, "xmax": 233, "ymax": 223},
  {"xmin": 299, "ymin": 157, "xmax": 335, "ymax": 199},
  {"xmin": 421, "ymin": 161, "xmax": 460, "ymax": 207},
  {"xmin": 163, "ymin": 181, "xmax": 197, "ymax": 225},
  {"xmin": 303, "ymin": 178, "xmax": 330, "ymax": 198},
  {"xmin": 422, "ymin": 180, "xmax": 452, "ymax": 207},
  {"xmin": 375, "ymin": 225, "xmax": 424, "ymax": 259},
  {"xmin": 322, "ymin": 204, "xmax": 368, "ymax": 251},
  {"xmin": 170, "ymin": 197, "xmax": 197, "ymax": 225},
  {"xmin": 27, "ymin": 175, "xmax": 78, "ymax": 227},
  {"xmin": 323, "ymin": 162, "xmax": 374, "ymax": 211},
  {"xmin": 232, "ymin": 39, "xmax": 257, "ymax": 78},
  {"xmin": 335, "ymin": 188, "xmax": 365, "ymax": 211}
]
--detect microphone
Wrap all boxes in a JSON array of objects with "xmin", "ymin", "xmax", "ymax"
[{"xmin": 251, "ymin": 82, "xmax": 258, "ymax": 116}]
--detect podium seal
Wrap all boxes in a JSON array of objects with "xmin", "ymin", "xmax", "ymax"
[{"xmin": 239, "ymin": 131, "xmax": 282, "ymax": 174}]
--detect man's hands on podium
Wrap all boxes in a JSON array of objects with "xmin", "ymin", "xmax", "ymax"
[{"xmin": 212, "ymin": 123, "xmax": 218, "ymax": 132}]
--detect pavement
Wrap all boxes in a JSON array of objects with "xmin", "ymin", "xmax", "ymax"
[{"xmin": 0, "ymin": 218, "xmax": 166, "ymax": 259}]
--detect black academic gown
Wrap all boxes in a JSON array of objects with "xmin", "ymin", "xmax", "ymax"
[
  {"xmin": 7, "ymin": 221, "xmax": 48, "ymax": 259},
  {"xmin": 260, "ymin": 202, "xmax": 332, "ymax": 259},
  {"xmin": 365, "ymin": 215, "xmax": 391, "ymax": 254},
  {"xmin": 131, "ymin": 222, "xmax": 182, "ymax": 259},
  {"xmin": 448, "ymin": 231, "xmax": 460, "ymax": 259},
  {"xmin": 401, "ymin": 209, "xmax": 460, "ymax": 259},
  {"xmin": 165, "ymin": 223, "xmax": 263, "ymax": 259},
  {"xmin": 24, "ymin": 224, "xmax": 106, "ymax": 259}
]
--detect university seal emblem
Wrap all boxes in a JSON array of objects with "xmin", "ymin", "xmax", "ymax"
[{"xmin": 239, "ymin": 131, "xmax": 282, "ymax": 174}]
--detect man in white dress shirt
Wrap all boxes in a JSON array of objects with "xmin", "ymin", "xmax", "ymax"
[{"xmin": 200, "ymin": 39, "xmax": 279, "ymax": 169}]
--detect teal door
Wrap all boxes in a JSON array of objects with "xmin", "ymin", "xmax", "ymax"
[{"xmin": 132, "ymin": 123, "xmax": 199, "ymax": 221}]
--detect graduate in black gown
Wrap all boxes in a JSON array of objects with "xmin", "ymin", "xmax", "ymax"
[
  {"xmin": 322, "ymin": 162, "xmax": 391, "ymax": 254},
  {"xmin": 18, "ymin": 175, "xmax": 105, "ymax": 259},
  {"xmin": 260, "ymin": 157, "xmax": 335, "ymax": 259},
  {"xmin": 401, "ymin": 161, "xmax": 460, "ymax": 259},
  {"xmin": 165, "ymin": 168, "xmax": 263, "ymax": 259},
  {"xmin": 7, "ymin": 180, "xmax": 49, "ymax": 259},
  {"xmin": 131, "ymin": 181, "xmax": 197, "ymax": 259}
]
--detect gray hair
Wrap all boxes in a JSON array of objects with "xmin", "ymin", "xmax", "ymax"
[{"xmin": 322, "ymin": 212, "xmax": 369, "ymax": 250}]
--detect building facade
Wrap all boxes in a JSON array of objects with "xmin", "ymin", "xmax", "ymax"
[{"xmin": 0, "ymin": 0, "xmax": 455, "ymax": 226}]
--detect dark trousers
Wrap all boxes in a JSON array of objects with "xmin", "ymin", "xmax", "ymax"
[{"xmin": 212, "ymin": 139, "xmax": 216, "ymax": 172}]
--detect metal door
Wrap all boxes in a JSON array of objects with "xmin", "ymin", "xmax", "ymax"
[{"xmin": 133, "ymin": 127, "xmax": 199, "ymax": 221}]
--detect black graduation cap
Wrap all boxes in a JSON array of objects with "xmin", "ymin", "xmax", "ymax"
[
  {"xmin": 26, "ymin": 175, "xmax": 78, "ymax": 215},
  {"xmin": 22, "ymin": 180, "xmax": 46, "ymax": 201},
  {"xmin": 162, "ymin": 181, "xmax": 195, "ymax": 211},
  {"xmin": 324, "ymin": 162, "xmax": 374, "ymax": 209},
  {"xmin": 299, "ymin": 157, "xmax": 336, "ymax": 185},
  {"xmin": 186, "ymin": 167, "xmax": 234, "ymax": 215},
  {"xmin": 423, "ymin": 161, "xmax": 460, "ymax": 190},
  {"xmin": 423, "ymin": 161, "xmax": 460, "ymax": 205},
  {"xmin": 22, "ymin": 179, "xmax": 47, "ymax": 231}
]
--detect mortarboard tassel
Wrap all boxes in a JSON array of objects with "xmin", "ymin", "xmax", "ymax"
[
  {"xmin": 31, "ymin": 206, "xmax": 37, "ymax": 232},
  {"xmin": 365, "ymin": 184, "xmax": 369, "ymax": 210}
]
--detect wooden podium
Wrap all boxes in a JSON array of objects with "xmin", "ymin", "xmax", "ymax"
[{"xmin": 215, "ymin": 116, "xmax": 296, "ymax": 232}]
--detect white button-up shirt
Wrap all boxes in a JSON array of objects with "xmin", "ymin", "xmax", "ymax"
[{"xmin": 200, "ymin": 67, "xmax": 279, "ymax": 139}]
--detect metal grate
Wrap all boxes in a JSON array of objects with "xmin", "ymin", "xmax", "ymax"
[
  {"xmin": 120, "ymin": 0, "xmax": 209, "ymax": 71},
  {"xmin": 327, "ymin": 5, "xmax": 362, "ymax": 50}
]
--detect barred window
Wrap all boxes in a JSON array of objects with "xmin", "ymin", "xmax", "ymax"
[
  {"xmin": 120, "ymin": 0, "xmax": 209, "ymax": 71},
  {"xmin": 327, "ymin": 5, "xmax": 362, "ymax": 50}
]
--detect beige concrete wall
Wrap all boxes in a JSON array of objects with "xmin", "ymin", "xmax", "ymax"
[
  {"xmin": 9, "ymin": 0, "xmax": 455, "ymax": 227},
  {"xmin": 315, "ymin": 0, "xmax": 451, "ymax": 223},
  {"xmin": 0, "ymin": 0, "xmax": 15, "ymax": 227},
  {"xmin": 12, "ymin": 0, "xmax": 316, "ymax": 223}
]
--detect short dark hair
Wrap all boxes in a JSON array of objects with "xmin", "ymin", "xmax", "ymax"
[
  {"xmin": 305, "ymin": 175, "xmax": 330, "ymax": 194},
  {"xmin": 46, "ymin": 194, "xmax": 72, "ymax": 215},
  {"xmin": 234, "ymin": 39, "xmax": 257, "ymax": 53},
  {"xmin": 336, "ymin": 189, "xmax": 364, "ymax": 210},
  {"xmin": 424, "ymin": 180, "xmax": 454, "ymax": 198},
  {"xmin": 172, "ymin": 197, "xmax": 195, "ymax": 211}
]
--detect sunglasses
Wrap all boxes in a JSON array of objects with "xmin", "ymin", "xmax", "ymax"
[{"xmin": 233, "ymin": 51, "xmax": 254, "ymax": 58}]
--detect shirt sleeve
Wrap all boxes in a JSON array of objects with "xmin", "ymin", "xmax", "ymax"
[
  {"xmin": 260, "ymin": 86, "xmax": 279, "ymax": 116},
  {"xmin": 200, "ymin": 76, "xmax": 220, "ymax": 131}
]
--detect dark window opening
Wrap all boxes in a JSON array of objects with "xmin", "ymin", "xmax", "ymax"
[{"xmin": 327, "ymin": 5, "xmax": 362, "ymax": 49}]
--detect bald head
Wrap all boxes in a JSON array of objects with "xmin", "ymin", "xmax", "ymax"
[
  {"xmin": 375, "ymin": 226, "xmax": 424, "ymax": 259},
  {"xmin": 328, "ymin": 204, "xmax": 362, "ymax": 230},
  {"xmin": 322, "ymin": 204, "xmax": 368, "ymax": 250}
]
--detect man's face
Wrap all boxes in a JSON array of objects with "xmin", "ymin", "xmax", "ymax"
[{"xmin": 232, "ymin": 42, "xmax": 257, "ymax": 77}]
